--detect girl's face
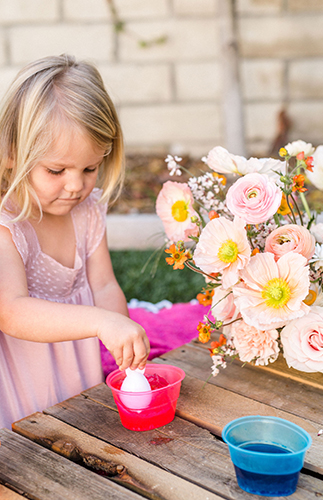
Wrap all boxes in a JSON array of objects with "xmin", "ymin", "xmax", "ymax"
[{"xmin": 29, "ymin": 126, "xmax": 106, "ymax": 217}]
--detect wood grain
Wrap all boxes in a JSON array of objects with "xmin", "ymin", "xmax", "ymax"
[
  {"xmin": 42, "ymin": 391, "xmax": 323, "ymax": 499},
  {"xmin": 13, "ymin": 412, "xmax": 221, "ymax": 500},
  {"xmin": 0, "ymin": 428, "xmax": 143, "ymax": 500}
]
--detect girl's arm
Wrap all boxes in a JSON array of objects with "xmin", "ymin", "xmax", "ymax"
[
  {"xmin": 86, "ymin": 231, "xmax": 129, "ymax": 316},
  {"xmin": 0, "ymin": 226, "xmax": 149, "ymax": 370},
  {"xmin": 86, "ymin": 232, "xmax": 150, "ymax": 369}
]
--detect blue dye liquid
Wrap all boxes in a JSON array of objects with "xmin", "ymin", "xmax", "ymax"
[
  {"xmin": 241, "ymin": 443, "xmax": 291, "ymax": 454},
  {"xmin": 235, "ymin": 443, "xmax": 299, "ymax": 497}
]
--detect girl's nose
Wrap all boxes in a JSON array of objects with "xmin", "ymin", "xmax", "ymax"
[{"xmin": 64, "ymin": 173, "xmax": 84, "ymax": 193}]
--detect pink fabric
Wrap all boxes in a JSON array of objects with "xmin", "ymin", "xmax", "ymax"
[
  {"xmin": 0, "ymin": 189, "xmax": 106, "ymax": 430},
  {"xmin": 100, "ymin": 302, "xmax": 206, "ymax": 376}
]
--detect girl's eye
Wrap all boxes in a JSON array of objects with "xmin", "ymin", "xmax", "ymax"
[
  {"xmin": 47, "ymin": 168, "xmax": 64, "ymax": 176},
  {"xmin": 85, "ymin": 166, "xmax": 98, "ymax": 173}
]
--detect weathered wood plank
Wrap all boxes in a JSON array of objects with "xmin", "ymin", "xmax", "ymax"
[
  {"xmin": 43, "ymin": 392, "xmax": 323, "ymax": 499},
  {"xmin": 0, "ymin": 485, "xmax": 24, "ymax": 499},
  {"xmin": 13, "ymin": 412, "xmax": 221, "ymax": 500},
  {"xmin": 0, "ymin": 428, "xmax": 143, "ymax": 500},
  {"xmin": 82, "ymin": 380, "xmax": 323, "ymax": 476},
  {"xmin": 154, "ymin": 344, "xmax": 323, "ymax": 425}
]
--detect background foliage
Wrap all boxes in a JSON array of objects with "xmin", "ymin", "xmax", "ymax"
[{"xmin": 110, "ymin": 250, "xmax": 204, "ymax": 303}]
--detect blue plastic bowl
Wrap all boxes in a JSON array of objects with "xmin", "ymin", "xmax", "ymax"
[{"xmin": 222, "ymin": 415, "xmax": 312, "ymax": 496}]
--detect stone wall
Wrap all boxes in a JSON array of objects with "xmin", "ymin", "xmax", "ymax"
[{"xmin": 0, "ymin": 0, "xmax": 322, "ymax": 158}]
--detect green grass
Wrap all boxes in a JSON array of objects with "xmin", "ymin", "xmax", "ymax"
[{"xmin": 110, "ymin": 250, "xmax": 205, "ymax": 303}]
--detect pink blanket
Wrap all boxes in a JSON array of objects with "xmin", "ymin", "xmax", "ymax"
[{"xmin": 100, "ymin": 302, "xmax": 206, "ymax": 376}]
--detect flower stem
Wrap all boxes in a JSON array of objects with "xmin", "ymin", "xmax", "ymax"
[
  {"xmin": 299, "ymin": 191, "xmax": 311, "ymax": 220},
  {"xmin": 296, "ymin": 165, "xmax": 311, "ymax": 220},
  {"xmin": 286, "ymin": 195, "xmax": 297, "ymax": 224},
  {"xmin": 222, "ymin": 317, "xmax": 242, "ymax": 328},
  {"xmin": 185, "ymin": 260, "xmax": 220, "ymax": 282},
  {"xmin": 290, "ymin": 193, "xmax": 303, "ymax": 225}
]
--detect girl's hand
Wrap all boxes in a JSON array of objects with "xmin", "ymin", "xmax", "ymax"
[{"xmin": 97, "ymin": 312, "xmax": 150, "ymax": 371}]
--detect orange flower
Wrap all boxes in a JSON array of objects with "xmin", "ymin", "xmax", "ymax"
[
  {"xmin": 305, "ymin": 156, "xmax": 314, "ymax": 171},
  {"xmin": 209, "ymin": 334, "xmax": 227, "ymax": 355},
  {"xmin": 208, "ymin": 210, "xmax": 219, "ymax": 221},
  {"xmin": 197, "ymin": 322, "xmax": 211, "ymax": 343},
  {"xmin": 165, "ymin": 243, "xmax": 188, "ymax": 270},
  {"xmin": 219, "ymin": 333, "xmax": 226, "ymax": 344},
  {"xmin": 277, "ymin": 193, "xmax": 292, "ymax": 215},
  {"xmin": 210, "ymin": 334, "xmax": 226, "ymax": 350},
  {"xmin": 292, "ymin": 174, "xmax": 307, "ymax": 193},
  {"xmin": 213, "ymin": 172, "xmax": 227, "ymax": 186},
  {"xmin": 197, "ymin": 289, "xmax": 214, "ymax": 306},
  {"xmin": 251, "ymin": 248, "xmax": 260, "ymax": 256},
  {"xmin": 296, "ymin": 151, "xmax": 305, "ymax": 161},
  {"xmin": 304, "ymin": 289, "xmax": 317, "ymax": 306}
]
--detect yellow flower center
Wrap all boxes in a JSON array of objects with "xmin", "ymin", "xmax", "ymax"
[
  {"xmin": 262, "ymin": 278, "xmax": 291, "ymax": 309},
  {"xmin": 217, "ymin": 239, "xmax": 239, "ymax": 264},
  {"xmin": 171, "ymin": 200, "xmax": 189, "ymax": 222}
]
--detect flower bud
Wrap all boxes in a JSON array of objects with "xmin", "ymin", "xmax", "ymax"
[
  {"xmin": 280, "ymin": 175, "xmax": 293, "ymax": 185},
  {"xmin": 279, "ymin": 147, "xmax": 288, "ymax": 157}
]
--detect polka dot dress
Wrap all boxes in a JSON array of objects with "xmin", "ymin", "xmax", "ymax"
[{"xmin": 0, "ymin": 189, "xmax": 107, "ymax": 429}]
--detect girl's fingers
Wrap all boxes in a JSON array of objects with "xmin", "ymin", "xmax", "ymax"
[
  {"xmin": 144, "ymin": 336, "xmax": 150, "ymax": 353},
  {"xmin": 130, "ymin": 338, "xmax": 150, "ymax": 370},
  {"xmin": 119, "ymin": 344, "xmax": 134, "ymax": 371},
  {"xmin": 113, "ymin": 347, "xmax": 124, "ymax": 368},
  {"xmin": 110, "ymin": 327, "xmax": 150, "ymax": 371}
]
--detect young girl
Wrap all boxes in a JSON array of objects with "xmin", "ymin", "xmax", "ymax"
[{"xmin": 0, "ymin": 54, "xmax": 150, "ymax": 429}]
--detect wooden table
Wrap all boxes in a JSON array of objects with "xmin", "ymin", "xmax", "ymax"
[{"xmin": 0, "ymin": 337, "xmax": 323, "ymax": 500}]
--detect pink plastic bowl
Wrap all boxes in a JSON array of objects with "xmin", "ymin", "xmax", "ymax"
[{"xmin": 106, "ymin": 363, "xmax": 185, "ymax": 431}]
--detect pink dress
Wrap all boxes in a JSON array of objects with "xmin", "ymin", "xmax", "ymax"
[{"xmin": 0, "ymin": 189, "xmax": 106, "ymax": 429}]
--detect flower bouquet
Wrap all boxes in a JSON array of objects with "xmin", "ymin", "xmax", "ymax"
[{"xmin": 156, "ymin": 141, "xmax": 323, "ymax": 376}]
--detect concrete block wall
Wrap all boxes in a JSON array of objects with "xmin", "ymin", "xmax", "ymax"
[
  {"xmin": 0, "ymin": 0, "xmax": 322, "ymax": 159},
  {"xmin": 238, "ymin": 0, "xmax": 323, "ymax": 155}
]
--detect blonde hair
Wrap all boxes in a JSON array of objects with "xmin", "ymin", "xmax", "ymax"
[{"xmin": 0, "ymin": 54, "xmax": 125, "ymax": 220}]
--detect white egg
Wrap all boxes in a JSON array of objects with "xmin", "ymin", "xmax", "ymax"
[
  {"xmin": 120, "ymin": 368, "xmax": 152, "ymax": 410},
  {"xmin": 121, "ymin": 368, "xmax": 151, "ymax": 392}
]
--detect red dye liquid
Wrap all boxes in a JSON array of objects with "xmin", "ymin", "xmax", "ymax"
[
  {"xmin": 107, "ymin": 364, "xmax": 185, "ymax": 431},
  {"xmin": 146, "ymin": 373, "xmax": 168, "ymax": 390},
  {"xmin": 118, "ymin": 400, "xmax": 176, "ymax": 431}
]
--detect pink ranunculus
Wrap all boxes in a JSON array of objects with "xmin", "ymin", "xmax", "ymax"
[
  {"xmin": 265, "ymin": 224, "xmax": 315, "ymax": 262},
  {"xmin": 231, "ymin": 320, "xmax": 279, "ymax": 366},
  {"xmin": 233, "ymin": 251, "xmax": 310, "ymax": 330},
  {"xmin": 226, "ymin": 173, "xmax": 282, "ymax": 224},
  {"xmin": 281, "ymin": 306, "xmax": 323, "ymax": 372},
  {"xmin": 156, "ymin": 181, "xmax": 199, "ymax": 242},
  {"xmin": 193, "ymin": 216, "xmax": 251, "ymax": 289}
]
